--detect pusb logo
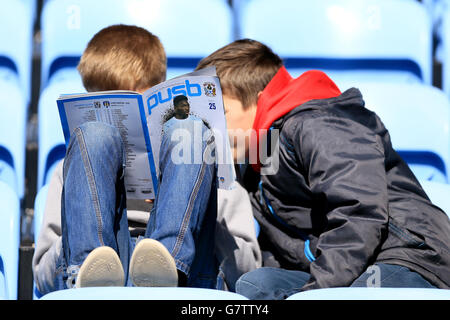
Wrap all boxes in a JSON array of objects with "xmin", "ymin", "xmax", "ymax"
[{"xmin": 147, "ymin": 80, "xmax": 201, "ymax": 112}]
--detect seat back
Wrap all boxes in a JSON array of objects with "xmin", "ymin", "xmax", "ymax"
[
  {"xmin": 0, "ymin": 264, "xmax": 6, "ymax": 300},
  {"xmin": 286, "ymin": 287, "xmax": 450, "ymax": 300},
  {"xmin": 33, "ymin": 184, "xmax": 50, "ymax": 300},
  {"xmin": 0, "ymin": 0, "xmax": 33, "ymax": 101},
  {"xmin": 439, "ymin": 8, "xmax": 450, "ymax": 97},
  {"xmin": 420, "ymin": 180, "xmax": 450, "ymax": 218},
  {"xmin": 240, "ymin": 0, "xmax": 432, "ymax": 86},
  {"xmin": 33, "ymin": 184, "xmax": 50, "ymax": 245},
  {"xmin": 0, "ymin": 181, "xmax": 20, "ymax": 300},
  {"xmin": 0, "ymin": 80, "xmax": 27, "ymax": 198},
  {"xmin": 40, "ymin": 0, "xmax": 233, "ymax": 87},
  {"xmin": 40, "ymin": 286, "xmax": 248, "ymax": 300},
  {"xmin": 37, "ymin": 79, "xmax": 85, "ymax": 188},
  {"xmin": 349, "ymin": 82, "xmax": 450, "ymax": 183}
]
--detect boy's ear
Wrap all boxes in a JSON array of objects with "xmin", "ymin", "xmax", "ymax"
[{"xmin": 256, "ymin": 91, "xmax": 263, "ymax": 105}]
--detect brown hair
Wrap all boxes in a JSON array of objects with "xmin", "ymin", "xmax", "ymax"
[
  {"xmin": 78, "ymin": 24, "xmax": 166, "ymax": 92},
  {"xmin": 196, "ymin": 39, "xmax": 283, "ymax": 109}
]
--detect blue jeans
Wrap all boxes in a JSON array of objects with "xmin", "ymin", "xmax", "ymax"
[
  {"xmin": 235, "ymin": 263, "xmax": 437, "ymax": 300},
  {"xmin": 55, "ymin": 121, "xmax": 218, "ymax": 290}
]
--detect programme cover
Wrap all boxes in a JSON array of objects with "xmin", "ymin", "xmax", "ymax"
[{"xmin": 57, "ymin": 67, "xmax": 235, "ymax": 199}]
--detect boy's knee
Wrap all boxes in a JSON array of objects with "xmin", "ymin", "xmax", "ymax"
[
  {"xmin": 235, "ymin": 269, "xmax": 268, "ymax": 299},
  {"xmin": 77, "ymin": 121, "xmax": 120, "ymax": 138},
  {"xmin": 72, "ymin": 122, "xmax": 123, "ymax": 151}
]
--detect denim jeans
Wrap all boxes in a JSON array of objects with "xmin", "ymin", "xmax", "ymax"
[
  {"xmin": 235, "ymin": 263, "xmax": 436, "ymax": 300},
  {"xmin": 55, "ymin": 120, "xmax": 218, "ymax": 290}
]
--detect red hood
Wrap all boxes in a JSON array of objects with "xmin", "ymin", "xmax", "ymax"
[{"xmin": 251, "ymin": 66, "xmax": 341, "ymax": 171}]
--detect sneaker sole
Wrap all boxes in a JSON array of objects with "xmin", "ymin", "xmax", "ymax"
[
  {"xmin": 76, "ymin": 246, "xmax": 125, "ymax": 288},
  {"xmin": 130, "ymin": 239, "xmax": 178, "ymax": 287}
]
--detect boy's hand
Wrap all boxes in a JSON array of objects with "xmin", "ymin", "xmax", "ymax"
[{"xmin": 145, "ymin": 199, "xmax": 154, "ymax": 203}]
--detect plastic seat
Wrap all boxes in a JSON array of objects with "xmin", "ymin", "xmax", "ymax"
[
  {"xmin": 286, "ymin": 287, "xmax": 450, "ymax": 300},
  {"xmin": 344, "ymin": 81, "xmax": 450, "ymax": 183},
  {"xmin": 37, "ymin": 79, "xmax": 85, "ymax": 189},
  {"xmin": 420, "ymin": 180, "xmax": 450, "ymax": 218},
  {"xmin": 0, "ymin": 0, "xmax": 33, "ymax": 102},
  {"xmin": 423, "ymin": 0, "xmax": 450, "ymax": 63},
  {"xmin": 439, "ymin": 7, "xmax": 450, "ymax": 98},
  {"xmin": 0, "ymin": 79, "xmax": 27, "ymax": 198},
  {"xmin": 40, "ymin": 287, "xmax": 248, "ymax": 300},
  {"xmin": 33, "ymin": 184, "xmax": 50, "ymax": 245},
  {"xmin": 0, "ymin": 181, "xmax": 21, "ymax": 300},
  {"xmin": 0, "ymin": 270, "xmax": 5, "ymax": 300},
  {"xmin": 40, "ymin": 0, "xmax": 233, "ymax": 88},
  {"xmin": 19, "ymin": 0, "xmax": 38, "ymax": 23},
  {"xmin": 240, "ymin": 0, "xmax": 432, "ymax": 86},
  {"xmin": 32, "ymin": 184, "xmax": 49, "ymax": 300}
]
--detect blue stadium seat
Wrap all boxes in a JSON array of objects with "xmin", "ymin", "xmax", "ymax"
[
  {"xmin": 0, "ymin": 0, "xmax": 34, "ymax": 102},
  {"xmin": 345, "ymin": 81, "xmax": 450, "ymax": 183},
  {"xmin": 37, "ymin": 79, "xmax": 85, "ymax": 189},
  {"xmin": 0, "ymin": 181, "xmax": 21, "ymax": 300},
  {"xmin": 33, "ymin": 184, "xmax": 49, "ymax": 245},
  {"xmin": 439, "ymin": 7, "xmax": 450, "ymax": 98},
  {"xmin": 286, "ymin": 287, "xmax": 450, "ymax": 300},
  {"xmin": 40, "ymin": 287, "xmax": 248, "ymax": 300},
  {"xmin": 254, "ymin": 218, "xmax": 260, "ymax": 238},
  {"xmin": 19, "ymin": 0, "xmax": 38, "ymax": 24},
  {"xmin": 423, "ymin": 0, "xmax": 450, "ymax": 63},
  {"xmin": 420, "ymin": 180, "xmax": 450, "ymax": 218},
  {"xmin": 240, "ymin": 0, "xmax": 432, "ymax": 86},
  {"xmin": 32, "ymin": 184, "xmax": 49, "ymax": 300},
  {"xmin": 40, "ymin": 0, "xmax": 233, "ymax": 88},
  {"xmin": 0, "ymin": 270, "xmax": 5, "ymax": 300},
  {"xmin": 0, "ymin": 79, "xmax": 27, "ymax": 199}
]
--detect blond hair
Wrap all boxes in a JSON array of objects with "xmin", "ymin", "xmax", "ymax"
[
  {"xmin": 78, "ymin": 24, "xmax": 166, "ymax": 92},
  {"xmin": 196, "ymin": 39, "xmax": 282, "ymax": 109}
]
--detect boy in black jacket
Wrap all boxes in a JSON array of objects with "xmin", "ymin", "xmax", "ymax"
[{"xmin": 196, "ymin": 39, "xmax": 450, "ymax": 299}]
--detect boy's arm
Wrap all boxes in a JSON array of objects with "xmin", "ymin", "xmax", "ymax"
[
  {"xmin": 216, "ymin": 182, "xmax": 262, "ymax": 291},
  {"xmin": 32, "ymin": 160, "xmax": 64, "ymax": 294},
  {"xmin": 294, "ymin": 116, "xmax": 389, "ymax": 290}
]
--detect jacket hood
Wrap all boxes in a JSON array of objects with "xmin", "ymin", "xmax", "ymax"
[{"xmin": 251, "ymin": 66, "xmax": 341, "ymax": 171}]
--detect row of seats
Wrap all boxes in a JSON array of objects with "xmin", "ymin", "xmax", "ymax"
[
  {"xmin": 36, "ymin": 0, "xmax": 449, "ymax": 89},
  {"xmin": 0, "ymin": 1, "xmax": 29, "ymax": 297},
  {"xmin": 37, "ymin": 286, "xmax": 450, "ymax": 300},
  {"xmin": 2, "ymin": 1, "xmax": 450, "ymax": 99},
  {"xmin": 0, "ymin": 182, "xmax": 20, "ymax": 300},
  {"xmin": 239, "ymin": 0, "xmax": 432, "ymax": 85},
  {"xmin": 5, "ymin": 0, "xmax": 448, "ymax": 91}
]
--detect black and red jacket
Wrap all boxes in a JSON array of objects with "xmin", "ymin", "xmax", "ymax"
[{"xmin": 247, "ymin": 66, "xmax": 450, "ymax": 290}]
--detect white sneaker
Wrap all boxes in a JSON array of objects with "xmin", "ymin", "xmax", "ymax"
[
  {"xmin": 129, "ymin": 239, "xmax": 178, "ymax": 287},
  {"xmin": 75, "ymin": 246, "xmax": 125, "ymax": 288}
]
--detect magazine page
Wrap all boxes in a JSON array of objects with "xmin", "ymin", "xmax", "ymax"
[
  {"xmin": 142, "ymin": 67, "xmax": 236, "ymax": 190},
  {"xmin": 57, "ymin": 92, "xmax": 157, "ymax": 199}
]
